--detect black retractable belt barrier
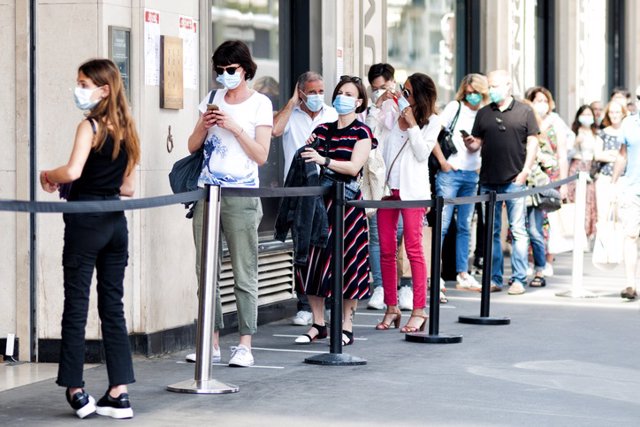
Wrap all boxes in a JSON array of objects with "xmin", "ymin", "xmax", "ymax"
[
  {"xmin": 458, "ymin": 191, "xmax": 510, "ymax": 325},
  {"xmin": 305, "ymin": 182, "xmax": 366, "ymax": 366},
  {"xmin": 406, "ymin": 196, "xmax": 463, "ymax": 343}
]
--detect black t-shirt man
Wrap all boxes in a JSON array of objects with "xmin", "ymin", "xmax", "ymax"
[{"xmin": 471, "ymin": 99, "xmax": 539, "ymax": 185}]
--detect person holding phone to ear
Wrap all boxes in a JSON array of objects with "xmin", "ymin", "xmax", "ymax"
[{"xmin": 435, "ymin": 74, "xmax": 489, "ymax": 292}]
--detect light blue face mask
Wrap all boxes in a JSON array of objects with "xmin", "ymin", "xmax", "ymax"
[
  {"xmin": 333, "ymin": 95, "xmax": 357, "ymax": 115},
  {"xmin": 489, "ymin": 88, "xmax": 505, "ymax": 104},
  {"xmin": 216, "ymin": 71, "xmax": 242, "ymax": 89},
  {"xmin": 303, "ymin": 94, "xmax": 324, "ymax": 112},
  {"xmin": 465, "ymin": 93, "xmax": 482, "ymax": 106},
  {"xmin": 397, "ymin": 96, "xmax": 410, "ymax": 112},
  {"xmin": 74, "ymin": 87, "xmax": 100, "ymax": 110}
]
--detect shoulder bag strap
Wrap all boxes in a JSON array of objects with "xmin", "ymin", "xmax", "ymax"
[
  {"xmin": 384, "ymin": 138, "xmax": 410, "ymax": 188},
  {"xmin": 208, "ymin": 89, "xmax": 217, "ymax": 104},
  {"xmin": 448, "ymin": 101, "xmax": 462, "ymax": 132}
]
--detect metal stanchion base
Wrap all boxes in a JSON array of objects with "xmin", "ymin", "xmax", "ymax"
[
  {"xmin": 555, "ymin": 289, "xmax": 598, "ymax": 298},
  {"xmin": 458, "ymin": 315, "xmax": 510, "ymax": 325},
  {"xmin": 167, "ymin": 379, "xmax": 239, "ymax": 394},
  {"xmin": 304, "ymin": 353, "xmax": 367, "ymax": 366},
  {"xmin": 405, "ymin": 333, "xmax": 462, "ymax": 344}
]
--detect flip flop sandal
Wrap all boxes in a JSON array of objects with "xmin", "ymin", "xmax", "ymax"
[{"xmin": 529, "ymin": 276, "xmax": 546, "ymax": 287}]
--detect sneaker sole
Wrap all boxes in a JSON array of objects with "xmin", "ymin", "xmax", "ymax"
[
  {"xmin": 291, "ymin": 319, "xmax": 311, "ymax": 326},
  {"xmin": 96, "ymin": 406, "xmax": 133, "ymax": 419},
  {"xmin": 75, "ymin": 396, "xmax": 96, "ymax": 419},
  {"xmin": 228, "ymin": 361, "xmax": 254, "ymax": 368},
  {"xmin": 455, "ymin": 284, "xmax": 482, "ymax": 292}
]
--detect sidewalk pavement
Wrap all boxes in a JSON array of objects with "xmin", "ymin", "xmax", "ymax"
[{"xmin": 1, "ymin": 252, "xmax": 639, "ymax": 426}]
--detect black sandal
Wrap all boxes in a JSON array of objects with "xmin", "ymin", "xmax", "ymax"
[
  {"xmin": 341, "ymin": 330, "xmax": 354, "ymax": 346},
  {"xmin": 529, "ymin": 276, "xmax": 546, "ymax": 287},
  {"xmin": 294, "ymin": 323, "xmax": 327, "ymax": 344}
]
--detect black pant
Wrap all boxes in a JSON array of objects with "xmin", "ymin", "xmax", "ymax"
[{"xmin": 56, "ymin": 199, "xmax": 135, "ymax": 388}]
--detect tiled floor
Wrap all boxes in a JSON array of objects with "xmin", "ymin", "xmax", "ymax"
[{"xmin": 0, "ymin": 362, "xmax": 98, "ymax": 392}]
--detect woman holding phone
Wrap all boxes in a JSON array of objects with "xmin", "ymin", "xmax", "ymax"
[
  {"xmin": 187, "ymin": 40, "xmax": 273, "ymax": 368},
  {"xmin": 40, "ymin": 58, "xmax": 140, "ymax": 419}
]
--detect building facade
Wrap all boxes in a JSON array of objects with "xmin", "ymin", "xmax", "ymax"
[{"xmin": 2, "ymin": 0, "xmax": 639, "ymax": 361}]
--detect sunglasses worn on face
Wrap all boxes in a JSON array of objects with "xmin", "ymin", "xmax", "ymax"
[
  {"xmin": 402, "ymin": 87, "xmax": 411, "ymax": 99},
  {"xmin": 495, "ymin": 116, "xmax": 506, "ymax": 132},
  {"xmin": 215, "ymin": 65, "xmax": 240, "ymax": 76},
  {"xmin": 340, "ymin": 75, "xmax": 362, "ymax": 84}
]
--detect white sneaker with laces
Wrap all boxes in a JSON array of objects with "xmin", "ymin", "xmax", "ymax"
[
  {"xmin": 398, "ymin": 286, "xmax": 413, "ymax": 311},
  {"xmin": 228, "ymin": 344, "xmax": 254, "ymax": 367},
  {"xmin": 185, "ymin": 346, "xmax": 221, "ymax": 364},
  {"xmin": 367, "ymin": 287, "xmax": 386, "ymax": 310},
  {"xmin": 542, "ymin": 263, "xmax": 554, "ymax": 277},
  {"xmin": 456, "ymin": 273, "xmax": 481, "ymax": 291},
  {"xmin": 291, "ymin": 310, "xmax": 313, "ymax": 326}
]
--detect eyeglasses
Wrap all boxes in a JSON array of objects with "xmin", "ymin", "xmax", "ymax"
[
  {"xmin": 215, "ymin": 64, "xmax": 240, "ymax": 76},
  {"xmin": 495, "ymin": 117, "xmax": 506, "ymax": 132},
  {"xmin": 339, "ymin": 75, "xmax": 362, "ymax": 84}
]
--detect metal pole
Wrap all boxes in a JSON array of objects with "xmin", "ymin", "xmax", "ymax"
[
  {"xmin": 557, "ymin": 171, "xmax": 596, "ymax": 298},
  {"xmin": 168, "ymin": 185, "xmax": 239, "ymax": 393},
  {"xmin": 459, "ymin": 191, "xmax": 510, "ymax": 325},
  {"xmin": 305, "ymin": 182, "xmax": 366, "ymax": 365},
  {"xmin": 406, "ymin": 196, "xmax": 462, "ymax": 344}
]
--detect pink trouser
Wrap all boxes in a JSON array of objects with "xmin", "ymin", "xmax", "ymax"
[{"xmin": 376, "ymin": 190, "xmax": 427, "ymax": 309}]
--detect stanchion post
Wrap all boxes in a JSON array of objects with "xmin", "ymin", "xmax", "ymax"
[
  {"xmin": 557, "ymin": 171, "xmax": 596, "ymax": 298},
  {"xmin": 305, "ymin": 182, "xmax": 366, "ymax": 365},
  {"xmin": 167, "ymin": 184, "xmax": 239, "ymax": 394},
  {"xmin": 406, "ymin": 196, "xmax": 462, "ymax": 344},
  {"xmin": 459, "ymin": 190, "xmax": 510, "ymax": 325}
]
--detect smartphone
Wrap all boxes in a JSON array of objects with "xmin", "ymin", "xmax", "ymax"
[
  {"xmin": 206, "ymin": 103, "xmax": 219, "ymax": 111},
  {"xmin": 460, "ymin": 129, "xmax": 470, "ymax": 138}
]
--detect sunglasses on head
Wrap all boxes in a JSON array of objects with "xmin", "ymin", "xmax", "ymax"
[
  {"xmin": 339, "ymin": 75, "xmax": 362, "ymax": 84},
  {"xmin": 215, "ymin": 64, "xmax": 240, "ymax": 76}
]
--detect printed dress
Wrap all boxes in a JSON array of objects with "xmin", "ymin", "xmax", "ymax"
[{"xmin": 295, "ymin": 119, "xmax": 375, "ymax": 300}]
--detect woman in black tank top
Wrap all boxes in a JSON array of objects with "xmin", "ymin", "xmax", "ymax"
[{"xmin": 39, "ymin": 59, "xmax": 140, "ymax": 419}]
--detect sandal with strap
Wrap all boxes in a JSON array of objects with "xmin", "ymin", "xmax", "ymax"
[
  {"xmin": 295, "ymin": 323, "xmax": 328, "ymax": 344},
  {"xmin": 529, "ymin": 276, "xmax": 546, "ymax": 287},
  {"xmin": 400, "ymin": 311, "xmax": 428, "ymax": 333},
  {"xmin": 341, "ymin": 330, "xmax": 354, "ymax": 346},
  {"xmin": 375, "ymin": 308, "xmax": 402, "ymax": 330}
]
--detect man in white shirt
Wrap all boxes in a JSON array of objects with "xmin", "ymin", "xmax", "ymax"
[
  {"xmin": 272, "ymin": 71, "xmax": 337, "ymax": 325},
  {"xmin": 273, "ymin": 71, "xmax": 338, "ymax": 177}
]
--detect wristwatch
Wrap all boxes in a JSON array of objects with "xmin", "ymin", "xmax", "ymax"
[{"xmin": 324, "ymin": 157, "xmax": 331, "ymax": 167}]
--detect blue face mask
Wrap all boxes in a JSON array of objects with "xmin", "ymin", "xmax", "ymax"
[
  {"xmin": 333, "ymin": 95, "xmax": 357, "ymax": 115},
  {"xmin": 303, "ymin": 94, "xmax": 324, "ymax": 112},
  {"xmin": 74, "ymin": 87, "xmax": 100, "ymax": 110},
  {"xmin": 489, "ymin": 88, "xmax": 505, "ymax": 104},
  {"xmin": 465, "ymin": 93, "xmax": 482, "ymax": 107},
  {"xmin": 397, "ymin": 96, "xmax": 410, "ymax": 112},
  {"xmin": 216, "ymin": 71, "xmax": 242, "ymax": 89}
]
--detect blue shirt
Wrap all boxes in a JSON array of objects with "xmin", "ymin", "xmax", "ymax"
[{"xmin": 621, "ymin": 115, "xmax": 640, "ymax": 194}]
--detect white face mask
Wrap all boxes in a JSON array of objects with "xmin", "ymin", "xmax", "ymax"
[
  {"xmin": 216, "ymin": 71, "xmax": 242, "ymax": 89},
  {"xmin": 534, "ymin": 102, "xmax": 549, "ymax": 117},
  {"xmin": 371, "ymin": 88, "xmax": 386, "ymax": 103},
  {"xmin": 74, "ymin": 87, "xmax": 100, "ymax": 110}
]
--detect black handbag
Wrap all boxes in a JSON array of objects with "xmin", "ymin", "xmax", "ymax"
[
  {"xmin": 429, "ymin": 101, "xmax": 461, "ymax": 171},
  {"xmin": 531, "ymin": 188, "xmax": 562, "ymax": 212}
]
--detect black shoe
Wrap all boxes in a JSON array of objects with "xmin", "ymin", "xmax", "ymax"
[
  {"xmin": 96, "ymin": 391, "xmax": 134, "ymax": 419},
  {"xmin": 66, "ymin": 389, "xmax": 96, "ymax": 419},
  {"xmin": 473, "ymin": 256, "xmax": 484, "ymax": 269},
  {"xmin": 620, "ymin": 287, "xmax": 637, "ymax": 300}
]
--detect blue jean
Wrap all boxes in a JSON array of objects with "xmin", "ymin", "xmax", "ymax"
[
  {"xmin": 368, "ymin": 215, "xmax": 383, "ymax": 289},
  {"xmin": 436, "ymin": 170, "xmax": 479, "ymax": 273},
  {"xmin": 526, "ymin": 206, "xmax": 546, "ymax": 271},
  {"xmin": 480, "ymin": 183, "xmax": 529, "ymax": 286}
]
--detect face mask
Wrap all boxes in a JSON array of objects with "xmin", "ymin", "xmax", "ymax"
[
  {"xmin": 489, "ymin": 88, "xmax": 505, "ymax": 104},
  {"xmin": 74, "ymin": 87, "xmax": 100, "ymax": 110},
  {"xmin": 534, "ymin": 102, "xmax": 549, "ymax": 117},
  {"xmin": 465, "ymin": 93, "xmax": 482, "ymax": 106},
  {"xmin": 216, "ymin": 71, "xmax": 242, "ymax": 89},
  {"xmin": 371, "ymin": 88, "xmax": 386, "ymax": 103},
  {"xmin": 578, "ymin": 115, "xmax": 594, "ymax": 127},
  {"xmin": 303, "ymin": 94, "xmax": 324, "ymax": 112},
  {"xmin": 397, "ymin": 96, "xmax": 410, "ymax": 112},
  {"xmin": 333, "ymin": 95, "xmax": 357, "ymax": 115}
]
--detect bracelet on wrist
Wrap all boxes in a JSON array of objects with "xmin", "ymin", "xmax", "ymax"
[{"xmin": 324, "ymin": 157, "xmax": 331, "ymax": 167}]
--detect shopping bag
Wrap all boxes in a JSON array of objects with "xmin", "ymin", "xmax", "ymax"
[
  {"xmin": 547, "ymin": 203, "xmax": 586, "ymax": 254},
  {"xmin": 592, "ymin": 203, "xmax": 624, "ymax": 271}
]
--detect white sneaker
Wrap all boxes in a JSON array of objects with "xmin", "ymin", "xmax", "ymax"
[
  {"xmin": 440, "ymin": 278, "xmax": 446, "ymax": 292},
  {"xmin": 542, "ymin": 263, "xmax": 554, "ymax": 277},
  {"xmin": 456, "ymin": 273, "xmax": 482, "ymax": 291},
  {"xmin": 508, "ymin": 281, "xmax": 526, "ymax": 295},
  {"xmin": 291, "ymin": 310, "xmax": 313, "ymax": 326},
  {"xmin": 185, "ymin": 346, "xmax": 221, "ymax": 363},
  {"xmin": 398, "ymin": 286, "xmax": 413, "ymax": 311},
  {"xmin": 367, "ymin": 287, "xmax": 386, "ymax": 310},
  {"xmin": 526, "ymin": 264, "xmax": 533, "ymax": 276},
  {"xmin": 228, "ymin": 344, "xmax": 254, "ymax": 367}
]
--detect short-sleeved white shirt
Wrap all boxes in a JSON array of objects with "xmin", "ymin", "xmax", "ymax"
[
  {"xmin": 197, "ymin": 89, "xmax": 273, "ymax": 188},
  {"xmin": 439, "ymin": 100, "xmax": 482, "ymax": 171},
  {"xmin": 282, "ymin": 104, "xmax": 338, "ymax": 177}
]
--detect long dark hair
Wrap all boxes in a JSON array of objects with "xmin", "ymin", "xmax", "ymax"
[
  {"xmin": 571, "ymin": 104, "xmax": 598, "ymax": 136},
  {"xmin": 406, "ymin": 73, "xmax": 437, "ymax": 128},
  {"xmin": 81, "ymin": 58, "xmax": 140, "ymax": 175}
]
